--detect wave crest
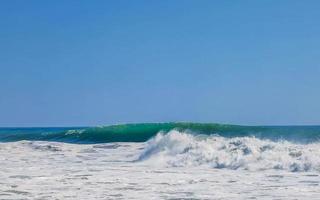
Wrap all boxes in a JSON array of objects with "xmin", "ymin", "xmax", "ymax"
[
  {"xmin": 138, "ymin": 130, "xmax": 320, "ymax": 172},
  {"xmin": 1, "ymin": 123, "xmax": 320, "ymax": 143}
]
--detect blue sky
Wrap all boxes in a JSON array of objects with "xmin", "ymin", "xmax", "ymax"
[{"xmin": 0, "ymin": 1, "xmax": 320, "ymax": 126}]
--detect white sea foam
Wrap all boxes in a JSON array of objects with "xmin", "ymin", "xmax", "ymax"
[
  {"xmin": 139, "ymin": 130, "xmax": 320, "ymax": 172},
  {"xmin": 1, "ymin": 136, "xmax": 320, "ymax": 199}
]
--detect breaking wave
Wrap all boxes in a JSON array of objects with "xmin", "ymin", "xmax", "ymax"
[
  {"xmin": 0, "ymin": 122, "xmax": 320, "ymax": 143},
  {"xmin": 138, "ymin": 130, "xmax": 320, "ymax": 172}
]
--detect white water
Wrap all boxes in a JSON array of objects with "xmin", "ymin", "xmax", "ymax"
[
  {"xmin": 0, "ymin": 131, "xmax": 320, "ymax": 199},
  {"xmin": 139, "ymin": 130, "xmax": 320, "ymax": 172}
]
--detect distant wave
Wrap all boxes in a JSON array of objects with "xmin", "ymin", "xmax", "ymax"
[
  {"xmin": 0, "ymin": 122, "xmax": 320, "ymax": 143},
  {"xmin": 138, "ymin": 130, "xmax": 320, "ymax": 172}
]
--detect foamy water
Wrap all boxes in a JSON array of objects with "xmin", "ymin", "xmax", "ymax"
[
  {"xmin": 140, "ymin": 130, "xmax": 320, "ymax": 171},
  {"xmin": 1, "ymin": 131, "xmax": 320, "ymax": 199}
]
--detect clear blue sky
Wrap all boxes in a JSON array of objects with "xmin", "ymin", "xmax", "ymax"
[{"xmin": 1, "ymin": 1, "xmax": 320, "ymax": 126}]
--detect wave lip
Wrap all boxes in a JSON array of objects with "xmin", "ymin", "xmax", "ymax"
[{"xmin": 138, "ymin": 130, "xmax": 320, "ymax": 172}]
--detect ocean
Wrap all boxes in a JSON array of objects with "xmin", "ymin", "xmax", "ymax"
[{"xmin": 1, "ymin": 123, "xmax": 320, "ymax": 199}]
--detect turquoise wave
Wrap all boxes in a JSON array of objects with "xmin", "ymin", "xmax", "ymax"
[{"xmin": 0, "ymin": 123, "xmax": 320, "ymax": 143}]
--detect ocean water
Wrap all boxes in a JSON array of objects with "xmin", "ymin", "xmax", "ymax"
[{"xmin": 1, "ymin": 123, "xmax": 320, "ymax": 199}]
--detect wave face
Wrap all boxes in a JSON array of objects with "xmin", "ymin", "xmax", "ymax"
[
  {"xmin": 138, "ymin": 130, "xmax": 320, "ymax": 172},
  {"xmin": 1, "ymin": 123, "xmax": 320, "ymax": 172},
  {"xmin": 0, "ymin": 123, "xmax": 320, "ymax": 144}
]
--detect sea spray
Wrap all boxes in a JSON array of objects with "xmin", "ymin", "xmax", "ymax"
[{"xmin": 138, "ymin": 130, "xmax": 320, "ymax": 172}]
